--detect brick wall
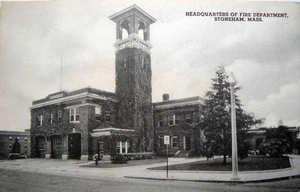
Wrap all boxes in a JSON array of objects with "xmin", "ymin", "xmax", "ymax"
[{"xmin": 153, "ymin": 105, "xmax": 202, "ymax": 155}]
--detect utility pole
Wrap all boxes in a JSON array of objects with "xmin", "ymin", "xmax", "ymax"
[{"xmin": 230, "ymin": 73, "xmax": 240, "ymax": 180}]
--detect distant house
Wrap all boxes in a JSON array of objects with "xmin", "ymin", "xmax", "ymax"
[
  {"xmin": 0, "ymin": 130, "xmax": 30, "ymax": 159},
  {"xmin": 246, "ymin": 126, "xmax": 300, "ymax": 154}
]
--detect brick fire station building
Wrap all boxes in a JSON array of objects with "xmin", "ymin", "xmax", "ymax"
[{"xmin": 30, "ymin": 5, "xmax": 204, "ymax": 160}]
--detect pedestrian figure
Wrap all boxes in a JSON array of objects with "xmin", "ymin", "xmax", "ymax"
[{"xmin": 94, "ymin": 154, "xmax": 99, "ymax": 166}]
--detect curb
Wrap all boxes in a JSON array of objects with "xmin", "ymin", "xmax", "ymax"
[{"xmin": 124, "ymin": 174, "xmax": 300, "ymax": 183}]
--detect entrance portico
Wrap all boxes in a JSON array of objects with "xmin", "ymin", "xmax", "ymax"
[{"xmin": 91, "ymin": 128, "xmax": 136, "ymax": 158}]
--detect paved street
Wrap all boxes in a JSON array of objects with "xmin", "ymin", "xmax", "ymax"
[
  {"xmin": 1, "ymin": 169, "xmax": 300, "ymax": 192},
  {"xmin": 0, "ymin": 157, "xmax": 300, "ymax": 191}
]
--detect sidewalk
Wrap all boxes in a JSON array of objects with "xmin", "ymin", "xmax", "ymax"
[
  {"xmin": 0, "ymin": 155, "xmax": 299, "ymax": 183},
  {"xmin": 125, "ymin": 155, "xmax": 300, "ymax": 183}
]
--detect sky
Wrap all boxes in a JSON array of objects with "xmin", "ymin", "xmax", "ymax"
[{"xmin": 0, "ymin": 0, "xmax": 299, "ymax": 131}]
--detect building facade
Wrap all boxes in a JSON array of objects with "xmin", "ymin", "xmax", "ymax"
[
  {"xmin": 30, "ymin": 5, "xmax": 158, "ymax": 160},
  {"xmin": 0, "ymin": 130, "xmax": 30, "ymax": 159},
  {"xmin": 30, "ymin": 88, "xmax": 118, "ymax": 160},
  {"xmin": 153, "ymin": 94, "xmax": 205, "ymax": 156},
  {"xmin": 30, "ymin": 5, "xmax": 207, "ymax": 160}
]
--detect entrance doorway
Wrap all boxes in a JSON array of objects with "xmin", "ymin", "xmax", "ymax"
[
  {"xmin": 184, "ymin": 136, "xmax": 191, "ymax": 151},
  {"xmin": 35, "ymin": 136, "xmax": 45, "ymax": 158},
  {"xmin": 51, "ymin": 135, "xmax": 62, "ymax": 159},
  {"xmin": 68, "ymin": 133, "xmax": 81, "ymax": 160}
]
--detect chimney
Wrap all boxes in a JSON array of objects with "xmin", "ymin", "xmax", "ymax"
[{"xmin": 163, "ymin": 93, "xmax": 169, "ymax": 101}]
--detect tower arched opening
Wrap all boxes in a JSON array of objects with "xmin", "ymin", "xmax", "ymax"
[
  {"xmin": 138, "ymin": 21, "xmax": 147, "ymax": 41},
  {"xmin": 120, "ymin": 20, "xmax": 130, "ymax": 40}
]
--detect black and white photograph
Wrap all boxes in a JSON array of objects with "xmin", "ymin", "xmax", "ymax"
[{"xmin": 0, "ymin": 0, "xmax": 299, "ymax": 191}]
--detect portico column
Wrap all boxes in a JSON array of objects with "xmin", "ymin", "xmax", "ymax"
[{"xmin": 120, "ymin": 141, "xmax": 122, "ymax": 154}]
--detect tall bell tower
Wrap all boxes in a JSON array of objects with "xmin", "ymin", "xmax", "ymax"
[{"xmin": 109, "ymin": 5, "xmax": 156, "ymax": 152}]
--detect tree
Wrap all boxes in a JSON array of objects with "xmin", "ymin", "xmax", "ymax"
[
  {"xmin": 200, "ymin": 65, "xmax": 263, "ymax": 164},
  {"xmin": 11, "ymin": 138, "xmax": 21, "ymax": 153},
  {"xmin": 258, "ymin": 125, "xmax": 293, "ymax": 157}
]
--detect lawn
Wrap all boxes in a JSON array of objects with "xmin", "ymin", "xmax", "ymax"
[
  {"xmin": 148, "ymin": 156, "xmax": 291, "ymax": 171},
  {"xmin": 81, "ymin": 157, "xmax": 166, "ymax": 168}
]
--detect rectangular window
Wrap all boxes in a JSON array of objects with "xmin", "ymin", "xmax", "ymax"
[
  {"xmin": 95, "ymin": 106, "xmax": 102, "ymax": 121},
  {"xmin": 116, "ymin": 141, "xmax": 120, "ymax": 153},
  {"xmin": 24, "ymin": 137, "xmax": 27, "ymax": 141},
  {"xmin": 168, "ymin": 114, "xmax": 178, "ymax": 126},
  {"xmin": 158, "ymin": 116, "xmax": 163, "ymax": 127},
  {"xmin": 53, "ymin": 138, "xmax": 62, "ymax": 150},
  {"xmin": 9, "ymin": 136, "xmax": 12, "ymax": 140},
  {"xmin": 57, "ymin": 110, "xmax": 62, "ymax": 123},
  {"xmin": 50, "ymin": 112, "xmax": 54, "ymax": 124},
  {"xmin": 171, "ymin": 136, "xmax": 178, "ymax": 148},
  {"xmin": 105, "ymin": 109, "xmax": 110, "ymax": 123},
  {"xmin": 70, "ymin": 108, "xmax": 79, "ymax": 122},
  {"xmin": 168, "ymin": 115, "xmax": 174, "ymax": 126},
  {"xmin": 122, "ymin": 142, "xmax": 126, "ymax": 153},
  {"xmin": 185, "ymin": 114, "xmax": 192, "ymax": 124},
  {"xmin": 38, "ymin": 114, "xmax": 43, "ymax": 126},
  {"xmin": 174, "ymin": 115, "xmax": 179, "ymax": 125},
  {"xmin": 116, "ymin": 141, "xmax": 128, "ymax": 154}
]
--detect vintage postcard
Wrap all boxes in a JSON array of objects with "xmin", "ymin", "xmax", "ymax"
[{"xmin": 0, "ymin": 0, "xmax": 299, "ymax": 191}]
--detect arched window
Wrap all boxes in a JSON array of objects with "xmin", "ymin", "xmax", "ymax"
[
  {"xmin": 122, "ymin": 28, "xmax": 129, "ymax": 39},
  {"xmin": 138, "ymin": 29, "xmax": 144, "ymax": 40},
  {"xmin": 120, "ymin": 20, "xmax": 130, "ymax": 40},
  {"xmin": 138, "ymin": 21, "xmax": 147, "ymax": 41}
]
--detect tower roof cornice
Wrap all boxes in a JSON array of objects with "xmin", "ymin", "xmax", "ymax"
[{"xmin": 109, "ymin": 4, "xmax": 157, "ymax": 24}]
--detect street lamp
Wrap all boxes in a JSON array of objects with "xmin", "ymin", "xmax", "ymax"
[{"xmin": 229, "ymin": 73, "xmax": 240, "ymax": 180}]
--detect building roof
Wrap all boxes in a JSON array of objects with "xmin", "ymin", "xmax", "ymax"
[
  {"xmin": 0, "ymin": 130, "xmax": 30, "ymax": 136},
  {"xmin": 153, "ymin": 96, "xmax": 204, "ymax": 110},
  {"xmin": 91, "ymin": 127, "xmax": 135, "ymax": 137},
  {"xmin": 31, "ymin": 87, "xmax": 116, "ymax": 109},
  {"xmin": 109, "ymin": 4, "xmax": 157, "ymax": 24},
  {"xmin": 247, "ymin": 126, "xmax": 300, "ymax": 134}
]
